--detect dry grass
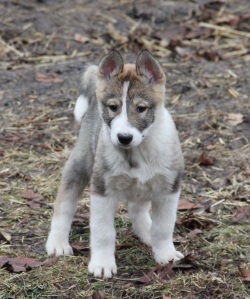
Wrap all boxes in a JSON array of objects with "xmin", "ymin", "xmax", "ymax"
[{"xmin": 1, "ymin": 0, "xmax": 250, "ymax": 298}]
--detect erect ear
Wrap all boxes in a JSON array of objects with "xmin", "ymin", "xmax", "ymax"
[
  {"xmin": 136, "ymin": 50, "xmax": 164, "ymax": 84},
  {"xmin": 99, "ymin": 50, "xmax": 124, "ymax": 80}
]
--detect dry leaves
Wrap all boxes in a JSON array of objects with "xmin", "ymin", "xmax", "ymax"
[
  {"xmin": 238, "ymin": 265, "xmax": 250, "ymax": 281},
  {"xmin": 92, "ymin": 290, "xmax": 106, "ymax": 299},
  {"xmin": 136, "ymin": 263, "xmax": 175, "ymax": 284},
  {"xmin": 0, "ymin": 230, "xmax": 11, "ymax": 242},
  {"xmin": 22, "ymin": 189, "xmax": 44, "ymax": 209},
  {"xmin": 231, "ymin": 206, "xmax": 250, "ymax": 223},
  {"xmin": 0, "ymin": 256, "xmax": 58, "ymax": 273},
  {"xmin": 72, "ymin": 241, "xmax": 89, "ymax": 253},
  {"xmin": 177, "ymin": 214, "xmax": 212, "ymax": 229},
  {"xmin": 187, "ymin": 228, "xmax": 203, "ymax": 238},
  {"xmin": 173, "ymin": 254, "xmax": 198, "ymax": 271},
  {"xmin": 35, "ymin": 72, "xmax": 64, "ymax": 83},
  {"xmin": 199, "ymin": 152, "xmax": 216, "ymax": 166},
  {"xmin": 74, "ymin": 33, "xmax": 89, "ymax": 44},
  {"xmin": 178, "ymin": 200, "xmax": 203, "ymax": 211},
  {"xmin": 225, "ymin": 113, "xmax": 244, "ymax": 126}
]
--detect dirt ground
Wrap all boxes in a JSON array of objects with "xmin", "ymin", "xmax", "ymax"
[{"xmin": 0, "ymin": 0, "xmax": 250, "ymax": 298}]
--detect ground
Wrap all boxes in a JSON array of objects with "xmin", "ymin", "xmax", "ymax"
[{"xmin": 0, "ymin": 0, "xmax": 250, "ymax": 298}]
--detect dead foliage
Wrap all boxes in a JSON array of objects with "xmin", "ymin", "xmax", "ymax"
[
  {"xmin": 231, "ymin": 206, "xmax": 250, "ymax": 223},
  {"xmin": 238, "ymin": 265, "xmax": 250, "ymax": 282},
  {"xmin": 0, "ymin": 256, "xmax": 58, "ymax": 273},
  {"xmin": 0, "ymin": 0, "xmax": 250, "ymax": 298},
  {"xmin": 136, "ymin": 263, "xmax": 175, "ymax": 284},
  {"xmin": 199, "ymin": 152, "xmax": 216, "ymax": 166}
]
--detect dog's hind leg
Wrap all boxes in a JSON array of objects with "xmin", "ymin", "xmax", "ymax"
[
  {"xmin": 46, "ymin": 144, "xmax": 93, "ymax": 256},
  {"xmin": 128, "ymin": 201, "xmax": 152, "ymax": 246},
  {"xmin": 151, "ymin": 190, "xmax": 184, "ymax": 264}
]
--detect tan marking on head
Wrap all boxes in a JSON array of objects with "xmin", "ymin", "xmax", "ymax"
[{"xmin": 96, "ymin": 63, "xmax": 166, "ymax": 105}]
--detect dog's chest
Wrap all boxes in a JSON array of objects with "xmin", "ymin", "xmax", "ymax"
[{"xmin": 107, "ymin": 167, "xmax": 174, "ymax": 201}]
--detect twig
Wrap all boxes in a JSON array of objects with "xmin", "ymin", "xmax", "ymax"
[
  {"xmin": 24, "ymin": 51, "xmax": 91, "ymax": 63},
  {"xmin": 2, "ymin": 137, "xmax": 63, "ymax": 151},
  {"xmin": 199, "ymin": 22, "xmax": 250, "ymax": 38},
  {"xmin": 0, "ymin": 37, "xmax": 25, "ymax": 57}
]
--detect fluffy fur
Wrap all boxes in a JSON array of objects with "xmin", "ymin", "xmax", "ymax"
[{"xmin": 46, "ymin": 50, "xmax": 185, "ymax": 278}]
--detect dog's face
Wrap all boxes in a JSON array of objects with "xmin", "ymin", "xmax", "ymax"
[{"xmin": 96, "ymin": 50, "xmax": 166, "ymax": 149}]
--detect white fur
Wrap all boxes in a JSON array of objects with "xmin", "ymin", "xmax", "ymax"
[
  {"xmin": 74, "ymin": 95, "xmax": 89, "ymax": 123},
  {"xmin": 104, "ymin": 106, "xmax": 179, "ymax": 184},
  {"xmin": 128, "ymin": 201, "xmax": 152, "ymax": 246},
  {"xmin": 151, "ymin": 189, "xmax": 184, "ymax": 263},
  {"xmin": 88, "ymin": 106, "xmax": 183, "ymax": 276},
  {"xmin": 110, "ymin": 81, "xmax": 143, "ymax": 148},
  {"xmin": 46, "ymin": 199, "xmax": 75, "ymax": 256},
  {"xmin": 88, "ymin": 194, "xmax": 118, "ymax": 278},
  {"xmin": 47, "ymin": 64, "xmax": 183, "ymax": 278}
]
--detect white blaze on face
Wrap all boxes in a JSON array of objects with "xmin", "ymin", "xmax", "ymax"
[{"xmin": 110, "ymin": 81, "xmax": 143, "ymax": 148}]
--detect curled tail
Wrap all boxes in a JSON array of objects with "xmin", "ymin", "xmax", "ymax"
[{"xmin": 74, "ymin": 65, "xmax": 98, "ymax": 123}]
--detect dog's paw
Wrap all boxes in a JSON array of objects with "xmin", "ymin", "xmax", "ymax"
[
  {"xmin": 46, "ymin": 237, "xmax": 73, "ymax": 256},
  {"xmin": 88, "ymin": 255, "xmax": 117, "ymax": 278},
  {"xmin": 153, "ymin": 243, "xmax": 184, "ymax": 264}
]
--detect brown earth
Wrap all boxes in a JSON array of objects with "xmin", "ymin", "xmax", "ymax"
[{"xmin": 0, "ymin": 0, "xmax": 249, "ymax": 298}]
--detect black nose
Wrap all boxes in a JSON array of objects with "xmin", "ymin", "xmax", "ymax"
[{"xmin": 118, "ymin": 134, "xmax": 133, "ymax": 145}]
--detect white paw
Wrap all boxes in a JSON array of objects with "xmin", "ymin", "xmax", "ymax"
[
  {"xmin": 88, "ymin": 255, "xmax": 117, "ymax": 278},
  {"xmin": 46, "ymin": 236, "xmax": 73, "ymax": 256},
  {"xmin": 153, "ymin": 243, "xmax": 184, "ymax": 264}
]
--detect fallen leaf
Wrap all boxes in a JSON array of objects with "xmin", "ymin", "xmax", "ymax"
[
  {"xmin": 35, "ymin": 72, "xmax": 64, "ymax": 83},
  {"xmin": 177, "ymin": 214, "xmax": 212, "ymax": 229},
  {"xmin": 22, "ymin": 189, "xmax": 44, "ymax": 209},
  {"xmin": 178, "ymin": 200, "xmax": 203, "ymax": 211},
  {"xmin": 173, "ymin": 254, "xmax": 198, "ymax": 271},
  {"xmin": 231, "ymin": 206, "xmax": 250, "ymax": 223},
  {"xmin": 0, "ymin": 256, "xmax": 58, "ymax": 273},
  {"xmin": 226, "ymin": 113, "xmax": 244, "ymax": 126},
  {"xmin": 162, "ymin": 294, "xmax": 171, "ymax": 299},
  {"xmin": 0, "ymin": 230, "xmax": 11, "ymax": 242},
  {"xmin": 187, "ymin": 228, "xmax": 203, "ymax": 238},
  {"xmin": 74, "ymin": 33, "xmax": 89, "ymax": 44},
  {"xmin": 214, "ymin": 14, "xmax": 240, "ymax": 27},
  {"xmin": 22, "ymin": 189, "xmax": 44, "ymax": 200},
  {"xmin": 72, "ymin": 241, "xmax": 89, "ymax": 251},
  {"xmin": 199, "ymin": 152, "xmax": 216, "ymax": 166},
  {"xmin": 92, "ymin": 290, "xmax": 105, "ymax": 299},
  {"xmin": 238, "ymin": 265, "xmax": 250, "ymax": 281},
  {"xmin": 0, "ymin": 46, "xmax": 10, "ymax": 56},
  {"xmin": 136, "ymin": 262, "xmax": 175, "ymax": 284}
]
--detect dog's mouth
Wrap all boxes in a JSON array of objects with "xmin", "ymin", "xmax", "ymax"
[{"xmin": 117, "ymin": 143, "xmax": 133, "ymax": 150}]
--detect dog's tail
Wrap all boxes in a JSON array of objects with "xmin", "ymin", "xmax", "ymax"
[{"xmin": 74, "ymin": 65, "xmax": 98, "ymax": 123}]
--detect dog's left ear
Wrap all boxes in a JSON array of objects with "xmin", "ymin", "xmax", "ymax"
[
  {"xmin": 136, "ymin": 50, "xmax": 164, "ymax": 84},
  {"xmin": 99, "ymin": 50, "xmax": 124, "ymax": 80}
]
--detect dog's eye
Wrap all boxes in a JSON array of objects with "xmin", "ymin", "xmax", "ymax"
[
  {"xmin": 108, "ymin": 105, "xmax": 118, "ymax": 112},
  {"xmin": 136, "ymin": 106, "xmax": 147, "ymax": 113}
]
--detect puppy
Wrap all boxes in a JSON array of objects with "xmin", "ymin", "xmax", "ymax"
[{"xmin": 46, "ymin": 50, "xmax": 184, "ymax": 278}]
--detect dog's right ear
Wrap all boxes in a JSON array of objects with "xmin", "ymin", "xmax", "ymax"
[{"xmin": 99, "ymin": 50, "xmax": 124, "ymax": 80}]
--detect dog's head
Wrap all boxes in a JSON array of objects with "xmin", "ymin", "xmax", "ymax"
[{"xmin": 96, "ymin": 50, "xmax": 166, "ymax": 149}]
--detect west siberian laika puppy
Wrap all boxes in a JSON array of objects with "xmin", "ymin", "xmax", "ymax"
[{"xmin": 46, "ymin": 50, "xmax": 184, "ymax": 278}]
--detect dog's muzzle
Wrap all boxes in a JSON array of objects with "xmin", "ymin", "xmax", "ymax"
[{"xmin": 117, "ymin": 133, "xmax": 133, "ymax": 145}]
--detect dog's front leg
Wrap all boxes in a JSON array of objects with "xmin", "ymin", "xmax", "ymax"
[
  {"xmin": 151, "ymin": 190, "xmax": 184, "ymax": 264},
  {"xmin": 88, "ymin": 194, "xmax": 118, "ymax": 278}
]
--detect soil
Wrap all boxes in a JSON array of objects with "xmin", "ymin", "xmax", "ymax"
[{"xmin": 0, "ymin": 0, "xmax": 249, "ymax": 298}]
